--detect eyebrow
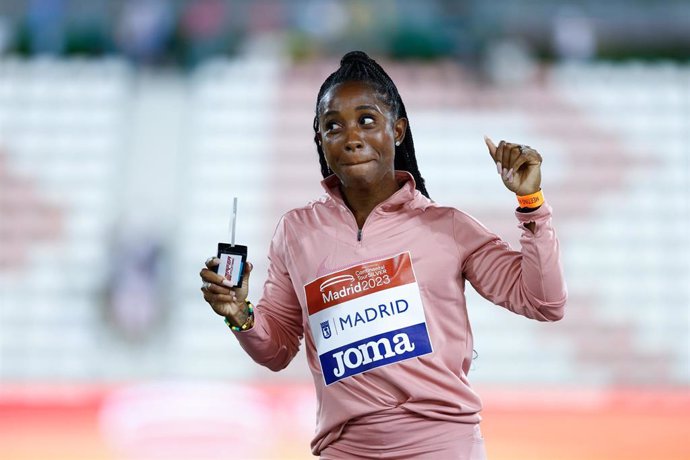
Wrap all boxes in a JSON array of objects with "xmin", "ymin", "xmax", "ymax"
[
  {"xmin": 322, "ymin": 105, "xmax": 382, "ymax": 118},
  {"xmin": 355, "ymin": 104, "xmax": 381, "ymax": 112}
]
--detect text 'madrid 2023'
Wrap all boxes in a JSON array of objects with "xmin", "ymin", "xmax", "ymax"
[{"xmin": 304, "ymin": 252, "xmax": 433, "ymax": 385}]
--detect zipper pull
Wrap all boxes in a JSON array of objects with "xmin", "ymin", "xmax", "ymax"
[{"xmin": 357, "ymin": 228, "xmax": 362, "ymax": 242}]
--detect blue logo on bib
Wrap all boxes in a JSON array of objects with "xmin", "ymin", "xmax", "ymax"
[
  {"xmin": 320, "ymin": 320, "xmax": 332, "ymax": 339},
  {"xmin": 319, "ymin": 322, "xmax": 432, "ymax": 385}
]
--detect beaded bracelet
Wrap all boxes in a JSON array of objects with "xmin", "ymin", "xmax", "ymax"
[{"xmin": 224, "ymin": 300, "xmax": 254, "ymax": 332}]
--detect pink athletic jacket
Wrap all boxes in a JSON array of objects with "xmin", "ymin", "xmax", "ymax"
[{"xmin": 233, "ymin": 171, "xmax": 567, "ymax": 455}]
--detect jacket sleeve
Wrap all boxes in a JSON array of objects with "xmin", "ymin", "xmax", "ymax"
[
  {"xmin": 458, "ymin": 202, "xmax": 567, "ymax": 321},
  {"xmin": 232, "ymin": 216, "xmax": 304, "ymax": 371}
]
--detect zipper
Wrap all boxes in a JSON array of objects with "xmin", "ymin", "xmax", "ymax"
[
  {"xmin": 336, "ymin": 200, "xmax": 365, "ymax": 243},
  {"xmin": 340, "ymin": 205, "xmax": 366, "ymax": 243},
  {"xmin": 337, "ymin": 184, "xmax": 407, "ymax": 243},
  {"xmin": 344, "ymin": 201, "xmax": 392, "ymax": 243}
]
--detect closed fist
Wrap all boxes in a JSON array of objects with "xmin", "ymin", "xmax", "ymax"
[{"xmin": 484, "ymin": 136, "xmax": 542, "ymax": 196}]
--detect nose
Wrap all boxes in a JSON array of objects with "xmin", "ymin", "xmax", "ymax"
[
  {"xmin": 344, "ymin": 130, "xmax": 364, "ymax": 152},
  {"xmin": 345, "ymin": 139, "xmax": 364, "ymax": 152}
]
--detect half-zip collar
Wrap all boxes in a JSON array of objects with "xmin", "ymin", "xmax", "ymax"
[{"xmin": 320, "ymin": 171, "xmax": 420, "ymax": 242}]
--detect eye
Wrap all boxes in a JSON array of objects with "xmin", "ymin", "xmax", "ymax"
[
  {"xmin": 324, "ymin": 121, "xmax": 341, "ymax": 132},
  {"xmin": 360, "ymin": 115, "xmax": 375, "ymax": 125}
]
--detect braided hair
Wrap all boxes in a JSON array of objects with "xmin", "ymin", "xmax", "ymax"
[{"xmin": 313, "ymin": 51, "xmax": 430, "ymax": 199}]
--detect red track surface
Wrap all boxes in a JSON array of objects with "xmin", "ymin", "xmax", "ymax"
[{"xmin": 1, "ymin": 384, "xmax": 688, "ymax": 459}]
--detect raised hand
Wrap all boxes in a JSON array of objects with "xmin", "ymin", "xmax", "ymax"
[
  {"xmin": 200, "ymin": 257, "xmax": 253, "ymax": 328},
  {"xmin": 484, "ymin": 136, "xmax": 542, "ymax": 196}
]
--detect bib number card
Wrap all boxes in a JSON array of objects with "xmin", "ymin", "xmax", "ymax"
[{"xmin": 304, "ymin": 252, "xmax": 433, "ymax": 385}]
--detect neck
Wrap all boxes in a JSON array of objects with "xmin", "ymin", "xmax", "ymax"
[{"xmin": 340, "ymin": 174, "xmax": 400, "ymax": 228}]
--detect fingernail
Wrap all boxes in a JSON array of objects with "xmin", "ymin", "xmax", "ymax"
[
  {"xmin": 496, "ymin": 162, "xmax": 501, "ymax": 174},
  {"xmin": 507, "ymin": 168, "xmax": 514, "ymax": 181},
  {"xmin": 222, "ymin": 279, "xmax": 233, "ymax": 288}
]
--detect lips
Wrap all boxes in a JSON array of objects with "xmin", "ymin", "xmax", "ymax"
[{"xmin": 342, "ymin": 159, "xmax": 374, "ymax": 166}]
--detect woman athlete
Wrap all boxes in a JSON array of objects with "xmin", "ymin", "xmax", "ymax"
[{"xmin": 199, "ymin": 51, "xmax": 567, "ymax": 459}]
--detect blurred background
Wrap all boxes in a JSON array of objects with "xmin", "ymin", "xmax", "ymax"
[{"xmin": 0, "ymin": 0, "xmax": 688, "ymax": 459}]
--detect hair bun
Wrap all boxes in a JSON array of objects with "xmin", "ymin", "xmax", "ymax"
[{"xmin": 340, "ymin": 50, "xmax": 372, "ymax": 66}]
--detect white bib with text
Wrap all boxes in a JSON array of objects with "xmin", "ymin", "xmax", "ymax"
[{"xmin": 304, "ymin": 252, "xmax": 433, "ymax": 385}]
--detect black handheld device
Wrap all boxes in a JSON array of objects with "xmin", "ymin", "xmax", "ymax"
[
  {"xmin": 216, "ymin": 243, "xmax": 247, "ymax": 288},
  {"xmin": 215, "ymin": 197, "xmax": 247, "ymax": 287}
]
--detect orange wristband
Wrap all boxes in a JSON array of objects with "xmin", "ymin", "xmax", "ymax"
[{"xmin": 517, "ymin": 190, "xmax": 544, "ymax": 208}]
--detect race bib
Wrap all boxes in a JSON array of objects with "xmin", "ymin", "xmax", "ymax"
[{"xmin": 304, "ymin": 252, "xmax": 433, "ymax": 386}]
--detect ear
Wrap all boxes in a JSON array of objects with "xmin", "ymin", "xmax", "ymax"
[{"xmin": 393, "ymin": 117, "xmax": 407, "ymax": 146}]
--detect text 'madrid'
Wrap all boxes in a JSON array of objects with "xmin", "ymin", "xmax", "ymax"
[{"xmin": 304, "ymin": 252, "xmax": 433, "ymax": 385}]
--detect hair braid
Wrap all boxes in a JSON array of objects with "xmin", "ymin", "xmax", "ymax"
[{"xmin": 313, "ymin": 51, "xmax": 430, "ymax": 199}]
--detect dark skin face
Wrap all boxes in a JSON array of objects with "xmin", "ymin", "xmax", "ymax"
[{"xmin": 317, "ymin": 81, "xmax": 407, "ymax": 227}]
